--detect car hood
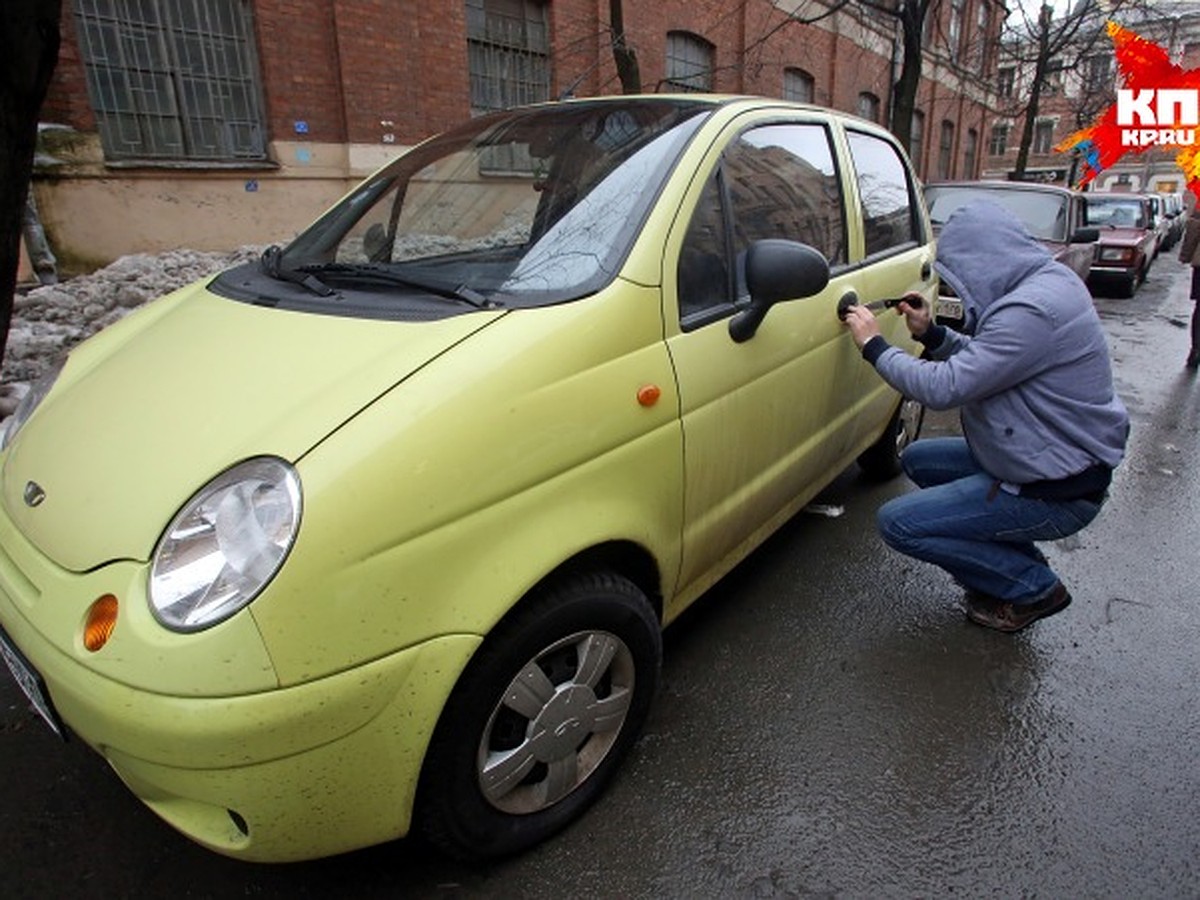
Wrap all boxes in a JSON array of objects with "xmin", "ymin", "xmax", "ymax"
[{"xmin": 2, "ymin": 282, "xmax": 504, "ymax": 572}]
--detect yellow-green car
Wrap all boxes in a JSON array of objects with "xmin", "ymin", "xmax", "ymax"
[{"xmin": 0, "ymin": 96, "xmax": 933, "ymax": 863}]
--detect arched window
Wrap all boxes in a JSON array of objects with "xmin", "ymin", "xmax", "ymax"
[
  {"xmin": 857, "ymin": 92, "xmax": 881, "ymax": 123},
  {"xmin": 783, "ymin": 67, "xmax": 815, "ymax": 103},
  {"xmin": 938, "ymin": 120, "xmax": 955, "ymax": 179},
  {"xmin": 666, "ymin": 31, "xmax": 714, "ymax": 92}
]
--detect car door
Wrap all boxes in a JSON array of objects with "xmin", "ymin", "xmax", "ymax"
[
  {"xmin": 841, "ymin": 128, "xmax": 936, "ymax": 452},
  {"xmin": 661, "ymin": 115, "xmax": 868, "ymax": 613}
]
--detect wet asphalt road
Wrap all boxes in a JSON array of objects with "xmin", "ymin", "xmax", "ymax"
[{"xmin": 2, "ymin": 257, "xmax": 1199, "ymax": 899}]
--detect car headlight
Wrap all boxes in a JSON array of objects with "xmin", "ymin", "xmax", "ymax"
[
  {"xmin": 149, "ymin": 457, "xmax": 301, "ymax": 632},
  {"xmin": 1098, "ymin": 246, "xmax": 1133, "ymax": 262},
  {"xmin": 1, "ymin": 357, "xmax": 66, "ymax": 452}
]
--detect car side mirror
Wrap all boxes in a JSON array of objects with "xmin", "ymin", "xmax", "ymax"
[
  {"xmin": 1071, "ymin": 227, "xmax": 1100, "ymax": 244},
  {"xmin": 729, "ymin": 239, "xmax": 830, "ymax": 343}
]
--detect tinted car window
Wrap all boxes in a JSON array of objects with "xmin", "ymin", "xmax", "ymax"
[
  {"xmin": 678, "ymin": 173, "xmax": 732, "ymax": 321},
  {"xmin": 677, "ymin": 122, "xmax": 845, "ymax": 327},
  {"xmin": 724, "ymin": 124, "xmax": 845, "ymax": 266},
  {"xmin": 846, "ymin": 130, "xmax": 922, "ymax": 257}
]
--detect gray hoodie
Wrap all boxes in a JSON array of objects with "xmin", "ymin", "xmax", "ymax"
[{"xmin": 868, "ymin": 199, "xmax": 1129, "ymax": 484}]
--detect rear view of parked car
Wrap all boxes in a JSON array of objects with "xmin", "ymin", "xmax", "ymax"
[
  {"xmin": 0, "ymin": 96, "xmax": 934, "ymax": 864},
  {"xmin": 923, "ymin": 180, "xmax": 1098, "ymax": 325},
  {"xmin": 1085, "ymin": 193, "xmax": 1159, "ymax": 297}
]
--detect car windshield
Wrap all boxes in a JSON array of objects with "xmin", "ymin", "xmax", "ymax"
[
  {"xmin": 1086, "ymin": 198, "xmax": 1146, "ymax": 229},
  {"xmin": 275, "ymin": 99, "xmax": 711, "ymax": 308},
  {"xmin": 925, "ymin": 186, "xmax": 1070, "ymax": 241}
]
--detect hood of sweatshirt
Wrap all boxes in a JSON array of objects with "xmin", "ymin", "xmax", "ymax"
[{"xmin": 934, "ymin": 200, "xmax": 1053, "ymax": 334}]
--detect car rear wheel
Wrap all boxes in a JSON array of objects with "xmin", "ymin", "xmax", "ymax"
[
  {"xmin": 857, "ymin": 396, "xmax": 924, "ymax": 480},
  {"xmin": 416, "ymin": 570, "xmax": 661, "ymax": 861}
]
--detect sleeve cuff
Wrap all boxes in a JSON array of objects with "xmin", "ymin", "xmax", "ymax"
[
  {"xmin": 916, "ymin": 324, "xmax": 947, "ymax": 351},
  {"xmin": 861, "ymin": 335, "xmax": 890, "ymax": 365}
]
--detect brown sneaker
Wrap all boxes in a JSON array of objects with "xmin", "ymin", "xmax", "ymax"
[{"xmin": 964, "ymin": 582, "xmax": 1072, "ymax": 633}]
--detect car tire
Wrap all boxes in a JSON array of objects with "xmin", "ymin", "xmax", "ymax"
[
  {"xmin": 416, "ymin": 570, "xmax": 661, "ymax": 862},
  {"xmin": 1118, "ymin": 270, "xmax": 1139, "ymax": 298},
  {"xmin": 857, "ymin": 396, "xmax": 924, "ymax": 480}
]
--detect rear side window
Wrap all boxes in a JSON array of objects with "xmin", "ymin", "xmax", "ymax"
[
  {"xmin": 847, "ymin": 131, "xmax": 924, "ymax": 258},
  {"xmin": 677, "ymin": 122, "xmax": 846, "ymax": 327}
]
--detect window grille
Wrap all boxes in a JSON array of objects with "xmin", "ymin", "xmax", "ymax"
[
  {"xmin": 665, "ymin": 32, "xmax": 714, "ymax": 92},
  {"xmin": 467, "ymin": 0, "xmax": 550, "ymax": 116},
  {"xmin": 72, "ymin": 0, "xmax": 266, "ymax": 162}
]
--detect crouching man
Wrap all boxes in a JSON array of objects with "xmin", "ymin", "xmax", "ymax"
[{"xmin": 842, "ymin": 200, "xmax": 1130, "ymax": 633}]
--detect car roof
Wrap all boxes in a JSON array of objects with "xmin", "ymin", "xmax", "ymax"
[{"xmin": 925, "ymin": 180, "xmax": 1080, "ymax": 198}]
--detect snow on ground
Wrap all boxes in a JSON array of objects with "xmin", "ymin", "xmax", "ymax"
[{"xmin": 1, "ymin": 246, "xmax": 264, "ymax": 419}]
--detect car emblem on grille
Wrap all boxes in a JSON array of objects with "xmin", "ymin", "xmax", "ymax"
[{"xmin": 23, "ymin": 481, "xmax": 46, "ymax": 508}]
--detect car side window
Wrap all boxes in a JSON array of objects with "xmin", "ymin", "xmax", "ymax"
[
  {"xmin": 678, "ymin": 173, "xmax": 733, "ymax": 322},
  {"xmin": 846, "ymin": 130, "xmax": 923, "ymax": 258},
  {"xmin": 677, "ymin": 122, "xmax": 845, "ymax": 329}
]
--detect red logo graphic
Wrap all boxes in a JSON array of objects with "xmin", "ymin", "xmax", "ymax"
[{"xmin": 1057, "ymin": 22, "xmax": 1200, "ymax": 198}]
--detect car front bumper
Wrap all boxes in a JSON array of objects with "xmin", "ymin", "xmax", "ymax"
[{"xmin": 0, "ymin": 500, "xmax": 479, "ymax": 862}]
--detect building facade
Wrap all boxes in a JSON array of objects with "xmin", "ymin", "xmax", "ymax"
[{"xmin": 34, "ymin": 0, "xmax": 1003, "ymax": 272}]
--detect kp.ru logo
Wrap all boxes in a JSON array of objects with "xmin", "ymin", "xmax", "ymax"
[
  {"xmin": 1056, "ymin": 21, "xmax": 1200, "ymax": 197},
  {"xmin": 1116, "ymin": 89, "xmax": 1199, "ymax": 146}
]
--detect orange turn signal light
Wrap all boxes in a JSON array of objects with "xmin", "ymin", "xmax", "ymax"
[
  {"xmin": 637, "ymin": 384, "xmax": 661, "ymax": 407},
  {"xmin": 83, "ymin": 594, "xmax": 119, "ymax": 652}
]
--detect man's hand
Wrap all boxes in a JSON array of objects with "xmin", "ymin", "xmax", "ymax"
[
  {"xmin": 896, "ymin": 292, "xmax": 932, "ymax": 338},
  {"xmin": 842, "ymin": 303, "xmax": 880, "ymax": 350}
]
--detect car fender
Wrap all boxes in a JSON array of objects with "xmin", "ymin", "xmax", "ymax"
[{"xmin": 250, "ymin": 282, "xmax": 685, "ymax": 685}]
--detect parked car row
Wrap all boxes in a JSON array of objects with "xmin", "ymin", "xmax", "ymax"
[{"xmin": 923, "ymin": 180, "xmax": 1184, "ymax": 320}]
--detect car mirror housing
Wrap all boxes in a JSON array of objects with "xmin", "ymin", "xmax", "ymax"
[
  {"xmin": 729, "ymin": 239, "xmax": 831, "ymax": 343},
  {"xmin": 1071, "ymin": 226, "xmax": 1101, "ymax": 244}
]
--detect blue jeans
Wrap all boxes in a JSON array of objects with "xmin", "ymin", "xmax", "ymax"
[{"xmin": 877, "ymin": 438, "xmax": 1103, "ymax": 604}]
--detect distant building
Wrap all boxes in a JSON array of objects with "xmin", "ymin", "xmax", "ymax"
[{"xmin": 35, "ymin": 0, "xmax": 1002, "ymax": 271}]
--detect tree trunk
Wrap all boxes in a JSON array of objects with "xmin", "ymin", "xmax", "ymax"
[
  {"xmin": 1012, "ymin": 6, "xmax": 1052, "ymax": 181},
  {"xmin": 609, "ymin": 0, "xmax": 641, "ymax": 94},
  {"xmin": 889, "ymin": 2, "xmax": 926, "ymax": 153},
  {"xmin": 0, "ymin": 0, "xmax": 62, "ymax": 369}
]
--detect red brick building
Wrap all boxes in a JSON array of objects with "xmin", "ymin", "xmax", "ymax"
[{"xmin": 35, "ymin": 0, "xmax": 1003, "ymax": 272}]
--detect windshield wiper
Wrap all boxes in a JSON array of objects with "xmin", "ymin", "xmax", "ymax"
[
  {"xmin": 297, "ymin": 262, "xmax": 498, "ymax": 309},
  {"xmin": 260, "ymin": 245, "xmax": 335, "ymax": 297}
]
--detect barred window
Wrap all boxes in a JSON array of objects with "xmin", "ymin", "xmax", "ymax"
[
  {"xmin": 466, "ymin": 0, "xmax": 550, "ymax": 116},
  {"xmin": 665, "ymin": 32, "xmax": 714, "ymax": 93},
  {"xmin": 72, "ymin": 0, "xmax": 266, "ymax": 163},
  {"xmin": 783, "ymin": 67, "xmax": 814, "ymax": 103}
]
